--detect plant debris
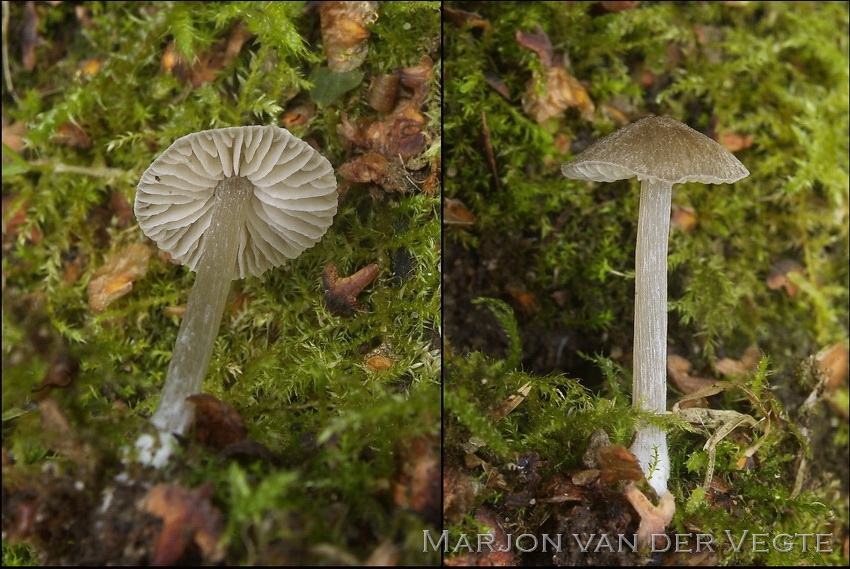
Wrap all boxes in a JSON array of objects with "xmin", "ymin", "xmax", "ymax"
[
  {"xmin": 516, "ymin": 25, "xmax": 595, "ymax": 125},
  {"xmin": 322, "ymin": 263, "xmax": 380, "ymax": 316},
  {"xmin": 86, "ymin": 243, "xmax": 151, "ymax": 312},
  {"xmin": 320, "ymin": 1, "xmax": 378, "ymax": 73},
  {"xmin": 144, "ymin": 482, "xmax": 225, "ymax": 566}
]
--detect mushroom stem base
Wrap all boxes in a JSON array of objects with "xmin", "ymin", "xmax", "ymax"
[{"xmin": 151, "ymin": 176, "xmax": 253, "ymax": 435}]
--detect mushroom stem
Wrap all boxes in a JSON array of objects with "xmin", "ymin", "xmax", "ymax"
[
  {"xmin": 630, "ymin": 177, "xmax": 672, "ymax": 496},
  {"xmin": 150, "ymin": 176, "xmax": 253, "ymax": 435}
]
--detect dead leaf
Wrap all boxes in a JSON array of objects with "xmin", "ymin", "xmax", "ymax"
[
  {"xmin": 444, "ymin": 198, "xmax": 476, "ymax": 226},
  {"xmin": 817, "ymin": 342, "xmax": 849, "ymax": 392},
  {"xmin": 443, "ymin": 6, "xmax": 491, "ymax": 31},
  {"xmin": 517, "ymin": 25, "xmax": 595, "ymax": 124},
  {"xmin": 720, "ymin": 132, "xmax": 754, "ymax": 152},
  {"xmin": 52, "ymin": 122, "xmax": 91, "ymax": 149},
  {"xmin": 338, "ymin": 152, "xmax": 388, "ymax": 184},
  {"xmin": 489, "ymin": 382, "xmax": 532, "ymax": 421},
  {"xmin": 322, "ymin": 263, "xmax": 380, "ymax": 316},
  {"xmin": 445, "ymin": 508, "xmax": 514, "ymax": 566},
  {"xmin": 485, "ymin": 72, "xmax": 511, "ymax": 100},
  {"xmin": 320, "ymin": 1, "xmax": 378, "ymax": 73},
  {"xmin": 766, "ymin": 259, "xmax": 805, "ymax": 297},
  {"xmin": 667, "ymin": 354, "xmax": 719, "ymax": 394},
  {"xmin": 597, "ymin": 444, "xmax": 643, "ymax": 483},
  {"xmin": 393, "ymin": 435, "xmax": 440, "ymax": 525},
  {"xmin": 443, "ymin": 466, "xmax": 477, "ymax": 524},
  {"xmin": 671, "ymin": 204, "xmax": 699, "ymax": 233},
  {"xmin": 397, "ymin": 55, "xmax": 433, "ymax": 106},
  {"xmin": 716, "ymin": 346, "xmax": 761, "ymax": 377},
  {"xmin": 186, "ymin": 394, "xmax": 248, "ymax": 451},
  {"xmin": 87, "ymin": 243, "xmax": 151, "ymax": 312},
  {"xmin": 623, "ymin": 484, "xmax": 675, "ymax": 549},
  {"xmin": 2, "ymin": 122, "xmax": 27, "ymax": 154},
  {"xmin": 163, "ymin": 22, "xmax": 253, "ymax": 87},
  {"xmin": 365, "ymin": 99, "xmax": 427, "ymax": 159},
  {"xmin": 504, "ymin": 283, "xmax": 539, "ymax": 314},
  {"xmin": 145, "ymin": 483, "xmax": 225, "ymax": 566}
]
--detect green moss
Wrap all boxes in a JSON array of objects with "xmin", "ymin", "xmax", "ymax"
[{"xmin": 3, "ymin": 1, "xmax": 439, "ymax": 564}]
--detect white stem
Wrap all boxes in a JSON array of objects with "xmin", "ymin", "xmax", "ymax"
[
  {"xmin": 630, "ymin": 177, "xmax": 672, "ymax": 496},
  {"xmin": 150, "ymin": 177, "xmax": 253, "ymax": 435}
]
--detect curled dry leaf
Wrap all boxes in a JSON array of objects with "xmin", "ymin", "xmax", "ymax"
[
  {"xmin": 186, "ymin": 394, "xmax": 248, "ymax": 451},
  {"xmin": 766, "ymin": 259, "xmax": 805, "ymax": 297},
  {"xmin": 720, "ymin": 132, "xmax": 754, "ymax": 152},
  {"xmin": 517, "ymin": 25, "xmax": 595, "ymax": 125},
  {"xmin": 817, "ymin": 342, "xmax": 849, "ymax": 393},
  {"xmin": 397, "ymin": 55, "xmax": 434, "ymax": 106},
  {"xmin": 442, "ymin": 6, "xmax": 491, "ymax": 31},
  {"xmin": 145, "ymin": 482, "xmax": 225, "ymax": 566},
  {"xmin": 667, "ymin": 354, "xmax": 718, "ymax": 394},
  {"xmin": 87, "ymin": 243, "xmax": 151, "ymax": 312},
  {"xmin": 597, "ymin": 444, "xmax": 643, "ymax": 484},
  {"xmin": 323, "ymin": 263, "xmax": 380, "ymax": 316},
  {"xmin": 338, "ymin": 152, "xmax": 388, "ymax": 184},
  {"xmin": 623, "ymin": 484, "xmax": 676, "ymax": 550},
  {"xmin": 320, "ymin": 1, "xmax": 378, "ymax": 73},
  {"xmin": 366, "ymin": 99, "xmax": 427, "ymax": 159},
  {"xmin": 671, "ymin": 204, "xmax": 699, "ymax": 233},
  {"xmin": 444, "ymin": 198, "xmax": 476, "ymax": 226},
  {"xmin": 716, "ymin": 346, "xmax": 761, "ymax": 377}
]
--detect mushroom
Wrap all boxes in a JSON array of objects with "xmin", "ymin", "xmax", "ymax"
[
  {"xmin": 561, "ymin": 116, "xmax": 749, "ymax": 497},
  {"xmin": 135, "ymin": 126, "xmax": 338, "ymax": 436}
]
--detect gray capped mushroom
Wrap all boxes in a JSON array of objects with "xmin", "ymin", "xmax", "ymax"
[
  {"xmin": 561, "ymin": 116, "xmax": 749, "ymax": 498},
  {"xmin": 135, "ymin": 125, "xmax": 338, "ymax": 436}
]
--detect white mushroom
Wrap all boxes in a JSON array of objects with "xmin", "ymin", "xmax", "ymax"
[
  {"xmin": 135, "ymin": 126, "xmax": 337, "ymax": 435},
  {"xmin": 561, "ymin": 116, "xmax": 749, "ymax": 497}
]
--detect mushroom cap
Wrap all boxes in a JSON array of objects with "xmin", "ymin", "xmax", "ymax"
[
  {"xmin": 135, "ymin": 126, "xmax": 337, "ymax": 279},
  {"xmin": 561, "ymin": 115, "xmax": 749, "ymax": 185}
]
